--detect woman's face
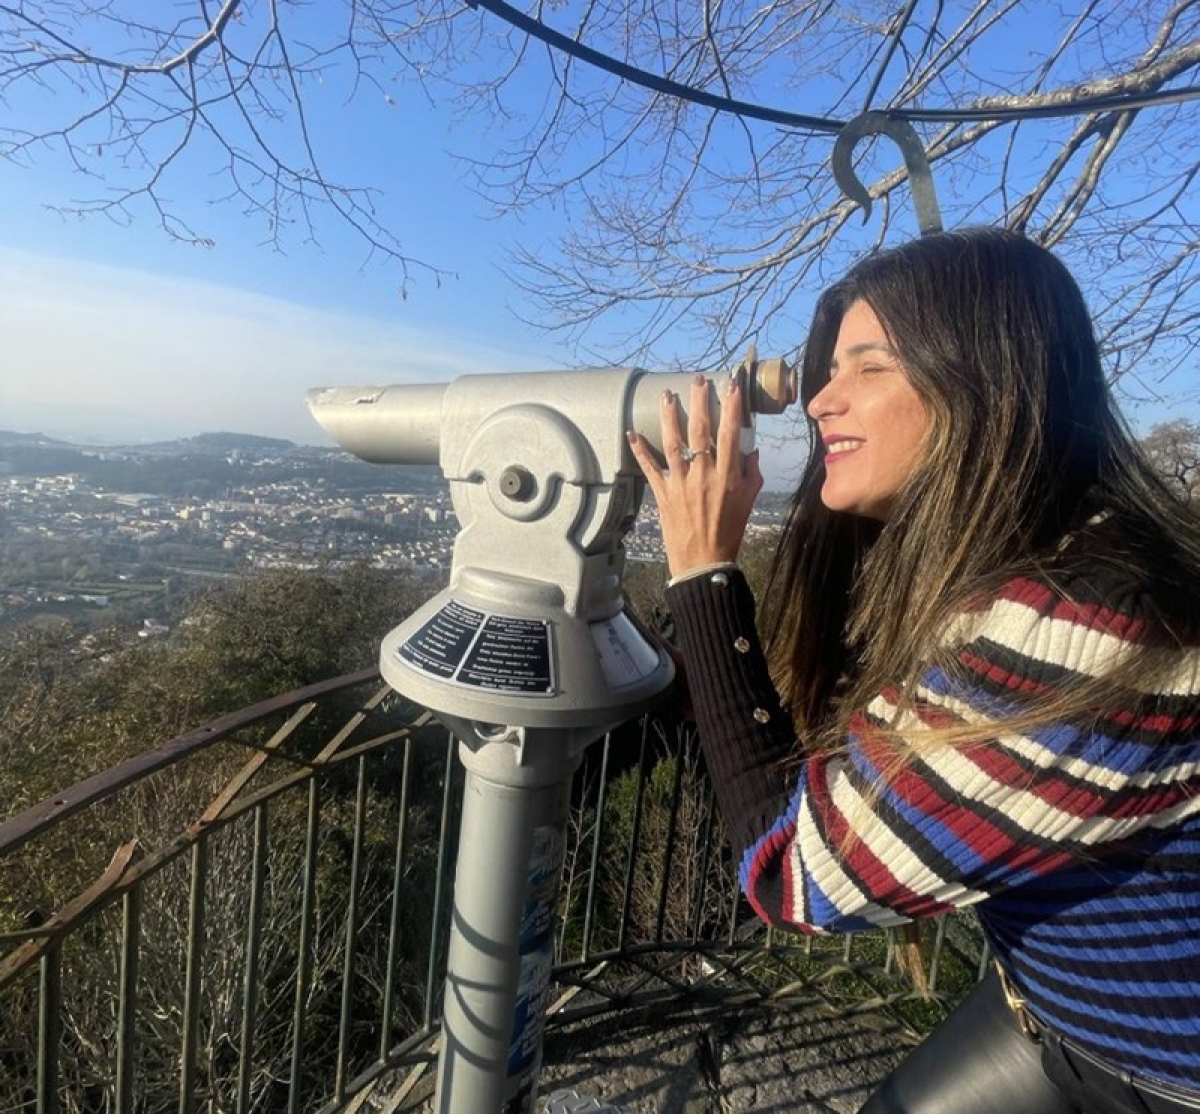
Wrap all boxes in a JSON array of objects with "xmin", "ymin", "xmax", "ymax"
[{"xmin": 806, "ymin": 300, "xmax": 930, "ymax": 520}]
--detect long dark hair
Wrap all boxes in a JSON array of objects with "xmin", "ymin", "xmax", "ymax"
[{"xmin": 763, "ymin": 227, "xmax": 1200, "ymax": 741}]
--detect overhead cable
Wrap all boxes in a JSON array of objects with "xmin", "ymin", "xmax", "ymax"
[
  {"xmin": 466, "ymin": 0, "xmax": 843, "ymax": 133},
  {"xmin": 467, "ymin": 0, "xmax": 1200, "ymax": 131}
]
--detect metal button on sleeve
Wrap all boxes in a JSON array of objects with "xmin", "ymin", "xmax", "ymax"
[
  {"xmin": 733, "ymin": 636, "xmax": 750, "ymax": 653},
  {"xmin": 711, "ymin": 571, "xmax": 730, "ymax": 587},
  {"xmin": 752, "ymin": 707, "xmax": 771, "ymax": 724}
]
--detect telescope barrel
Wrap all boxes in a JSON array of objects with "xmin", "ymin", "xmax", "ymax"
[
  {"xmin": 627, "ymin": 358, "xmax": 796, "ymax": 448},
  {"xmin": 306, "ymin": 384, "xmax": 449, "ymax": 464},
  {"xmin": 307, "ymin": 358, "xmax": 796, "ymax": 465}
]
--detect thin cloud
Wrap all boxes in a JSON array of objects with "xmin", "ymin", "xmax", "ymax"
[{"xmin": 0, "ymin": 247, "xmax": 545, "ymax": 444}]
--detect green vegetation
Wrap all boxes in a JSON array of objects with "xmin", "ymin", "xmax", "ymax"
[
  {"xmin": 0, "ymin": 564, "xmax": 441, "ymax": 815},
  {"xmin": 0, "ymin": 562, "xmax": 450, "ymax": 1110}
]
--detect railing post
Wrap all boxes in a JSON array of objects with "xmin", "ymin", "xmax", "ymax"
[
  {"xmin": 178, "ymin": 841, "xmax": 207, "ymax": 1114},
  {"xmin": 116, "ymin": 886, "xmax": 142, "ymax": 1113},
  {"xmin": 36, "ymin": 946, "xmax": 62, "ymax": 1114},
  {"xmin": 381, "ymin": 738, "xmax": 414, "ymax": 1060},
  {"xmin": 287, "ymin": 780, "xmax": 322, "ymax": 1114},
  {"xmin": 236, "ymin": 804, "xmax": 269, "ymax": 1114}
]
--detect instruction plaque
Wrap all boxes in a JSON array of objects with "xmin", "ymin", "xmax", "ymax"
[{"xmin": 396, "ymin": 598, "xmax": 555, "ymax": 695}]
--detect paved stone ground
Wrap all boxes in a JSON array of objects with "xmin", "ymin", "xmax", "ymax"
[
  {"xmin": 533, "ymin": 1001, "xmax": 916, "ymax": 1113},
  {"xmin": 377, "ymin": 1000, "xmax": 917, "ymax": 1112}
]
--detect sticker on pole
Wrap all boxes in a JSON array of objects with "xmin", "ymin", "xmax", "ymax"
[
  {"xmin": 397, "ymin": 599, "xmax": 555, "ymax": 694},
  {"xmin": 590, "ymin": 611, "xmax": 661, "ymax": 689}
]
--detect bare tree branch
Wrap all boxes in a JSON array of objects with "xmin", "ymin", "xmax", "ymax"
[
  {"xmin": 0, "ymin": 1, "xmax": 456, "ymax": 289},
  {"xmin": 433, "ymin": 0, "xmax": 1200, "ymax": 391},
  {"xmin": 2, "ymin": 1, "xmax": 1199, "ymax": 398}
]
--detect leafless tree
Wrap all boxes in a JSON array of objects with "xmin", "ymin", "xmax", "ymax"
[
  {"xmin": 440, "ymin": 0, "xmax": 1200, "ymax": 399},
  {"xmin": 0, "ymin": 1, "xmax": 459, "ymax": 290},
  {"xmin": 4, "ymin": 1, "xmax": 1199, "ymax": 402},
  {"xmin": 1141, "ymin": 417, "xmax": 1200, "ymax": 499}
]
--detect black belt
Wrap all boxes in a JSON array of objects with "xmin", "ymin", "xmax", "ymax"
[{"xmin": 996, "ymin": 963, "xmax": 1200, "ymax": 1114}]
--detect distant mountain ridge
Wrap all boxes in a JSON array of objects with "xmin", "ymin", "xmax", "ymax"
[
  {"xmin": 0, "ymin": 429, "xmax": 296, "ymax": 453},
  {"xmin": 0, "ymin": 429, "xmax": 73, "ymax": 448},
  {"xmin": 155, "ymin": 431, "xmax": 297, "ymax": 453},
  {"xmin": 0, "ymin": 428, "xmax": 443, "ymax": 495}
]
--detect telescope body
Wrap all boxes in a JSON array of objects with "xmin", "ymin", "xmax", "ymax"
[
  {"xmin": 305, "ymin": 357, "xmax": 798, "ymax": 738},
  {"xmin": 305, "ymin": 356, "xmax": 798, "ymax": 1113}
]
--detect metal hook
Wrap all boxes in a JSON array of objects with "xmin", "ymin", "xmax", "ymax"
[{"xmin": 832, "ymin": 111, "xmax": 943, "ymax": 236}]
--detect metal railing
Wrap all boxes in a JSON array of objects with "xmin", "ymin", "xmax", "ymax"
[{"xmin": 0, "ymin": 670, "xmax": 987, "ymax": 1113}]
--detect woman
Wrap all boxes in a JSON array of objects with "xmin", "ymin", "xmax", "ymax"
[{"xmin": 627, "ymin": 228, "xmax": 1200, "ymax": 1114}]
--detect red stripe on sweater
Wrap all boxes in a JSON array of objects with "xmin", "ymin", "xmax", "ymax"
[
  {"xmin": 960, "ymin": 742, "xmax": 1200, "ymax": 822},
  {"xmin": 1105, "ymin": 708, "xmax": 1200, "ymax": 734},
  {"xmin": 957, "ymin": 649, "xmax": 1054, "ymax": 697},
  {"xmin": 950, "ymin": 651, "xmax": 1198, "ymax": 735},
  {"xmin": 853, "ymin": 719, "xmax": 1075, "ymax": 881},
  {"xmin": 745, "ymin": 820, "xmax": 798, "ymax": 925},
  {"xmin": 805, "ymin": 753, "xmax": 955, "ymax": 920},
  {"xmin": 995, "ymin": 576, "xmax": 1149, "ymax": 639}
]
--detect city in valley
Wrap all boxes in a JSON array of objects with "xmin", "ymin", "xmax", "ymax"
[{"xmin": 0, "ymin": 428, "xmax": 782, "ymax": 638}]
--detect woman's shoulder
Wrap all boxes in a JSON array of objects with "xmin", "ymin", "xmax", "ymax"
[
  {"xmin": 933, "ymin": 511, "xmax": 1200, "ymax": 723},
  {"xmin": 955, "ymin": 511, "xmax": 1199, "ymax": 648},
  {"xmin": 1016, "ymin": 513, "xmax": 1147, "ymax": 615}
]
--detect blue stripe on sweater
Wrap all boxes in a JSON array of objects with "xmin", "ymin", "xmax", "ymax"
[
  {"xmin": 1018, "ymin": 948, "xmax": 1200, "ymax": 1017},
  {"xmin": 921, "ymin": 664, "xmax": 1200, "ymax": 770},
  {"xmin": 737, "ymin": 769, "xmax": 807, "ymax": 897},
  {"xmin": 1023, "ymin": 928, "xmax": 1200, "ymax": 966},
  {"xmin": 846, "ymin": 743, "xmax": 992, "ymax": 880}
]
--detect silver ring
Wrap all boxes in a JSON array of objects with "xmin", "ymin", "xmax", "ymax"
[{"xmin": 681, "ymin": 444, "xmax": 714, "ymax": 463}]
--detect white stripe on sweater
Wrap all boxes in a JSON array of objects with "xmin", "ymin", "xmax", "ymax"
[{"xmin": 942, "ymin": 599, "xmax": 1200, "ymax": 696}]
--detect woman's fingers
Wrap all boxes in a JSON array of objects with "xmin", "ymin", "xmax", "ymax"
[
  {"xmin": 625, "ymin": 369, "xmax": 760, "ymax": 579},
  {"xmin": 686, "ymin": 374, "xmax": 715, "ymax": 460},
  {"xmin": 628, "ymin": 373, "xmax": 746, "ymax": 476},
  {"xmin": 658, "ymin": 389, "xmax": 690, "ymax": 469},
  {"xmin": 716, "ymin": 369, "xmax": 745, "ymax": 465},
  {"xmin": 627, "ymin": 427, "xmax": 665, "ymax": 491}
]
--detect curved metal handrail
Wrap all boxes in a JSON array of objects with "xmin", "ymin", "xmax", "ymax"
[
  {"xmin": 0, "ymin": 672, "xmax": 985, "ymax": 1113},
  {"xmin": 0, "ymin": 667, "xmax": 383, "ymax": 859}
]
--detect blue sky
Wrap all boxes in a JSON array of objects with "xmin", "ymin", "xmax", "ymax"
[
  {"xmin": 0, "ymin": 4, "xmax": 1194, "ymax": 494},
  {"xmin": 0, "ymin": 41, "xmax": 581, "ymax": 443},
  {"xmin": 0, "ymin": 9, "xmax": 813, "ymax": 487}
]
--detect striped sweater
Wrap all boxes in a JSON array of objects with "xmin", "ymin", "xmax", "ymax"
[{"xmin": 666, "ymin": 540, "xmax": 1200, "ymax": 1091}]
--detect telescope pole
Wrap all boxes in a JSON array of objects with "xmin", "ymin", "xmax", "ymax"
[{"xmin": 435, "ymin": 732, "xmax": 576, "ymax": 1114}]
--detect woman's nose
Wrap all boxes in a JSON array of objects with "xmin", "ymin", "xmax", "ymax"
[{"xmin": 807, "ymin": 378, "xmax": 846, "ymax": 421}]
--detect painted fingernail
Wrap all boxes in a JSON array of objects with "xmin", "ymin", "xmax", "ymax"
[
  {"xmin": 625, "ymin": 430, "xmax": 637, "ymax": 443},
  {"xmin": 662, "ymin": 390, "xmax": 674, "ymax": 405}
]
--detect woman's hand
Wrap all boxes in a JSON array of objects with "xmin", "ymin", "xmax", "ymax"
[{"xmin": 627, "ymin": 372, "xmax": 764, "ymax": 579}]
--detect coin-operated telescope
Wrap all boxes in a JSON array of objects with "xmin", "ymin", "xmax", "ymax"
[{"xmin": 307, "ymin": 352, "xmax": 797, "ymax": 1114}]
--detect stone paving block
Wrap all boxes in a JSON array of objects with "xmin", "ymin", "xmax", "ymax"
[
  {"xmin": 374, "ymin": 1002, "xmax": 917, "ymax": 1111},
  {"xmin": 534, "ymin": 1002, "xmax": 916, "ymax": 1113}
]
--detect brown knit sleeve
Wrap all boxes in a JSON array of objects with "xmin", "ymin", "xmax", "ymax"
[{"xmin": 665, "ymin": 566, "xmax": 798, "ymax": 859}]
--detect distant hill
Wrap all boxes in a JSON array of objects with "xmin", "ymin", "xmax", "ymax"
[
  {"xmin": 124, "ymin": 431, "xmax": 299, "ymax": 454},
  {"xmin": 0, "ymin": 429, "xmax": 444, "ymax": 496},
  {"xmin": 185, "ymin": 432, "xmax": 296, "ymax": 452},
  {"xmin": 0, "ymin": 429, "xmax": 73, "ymax": 448}
]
